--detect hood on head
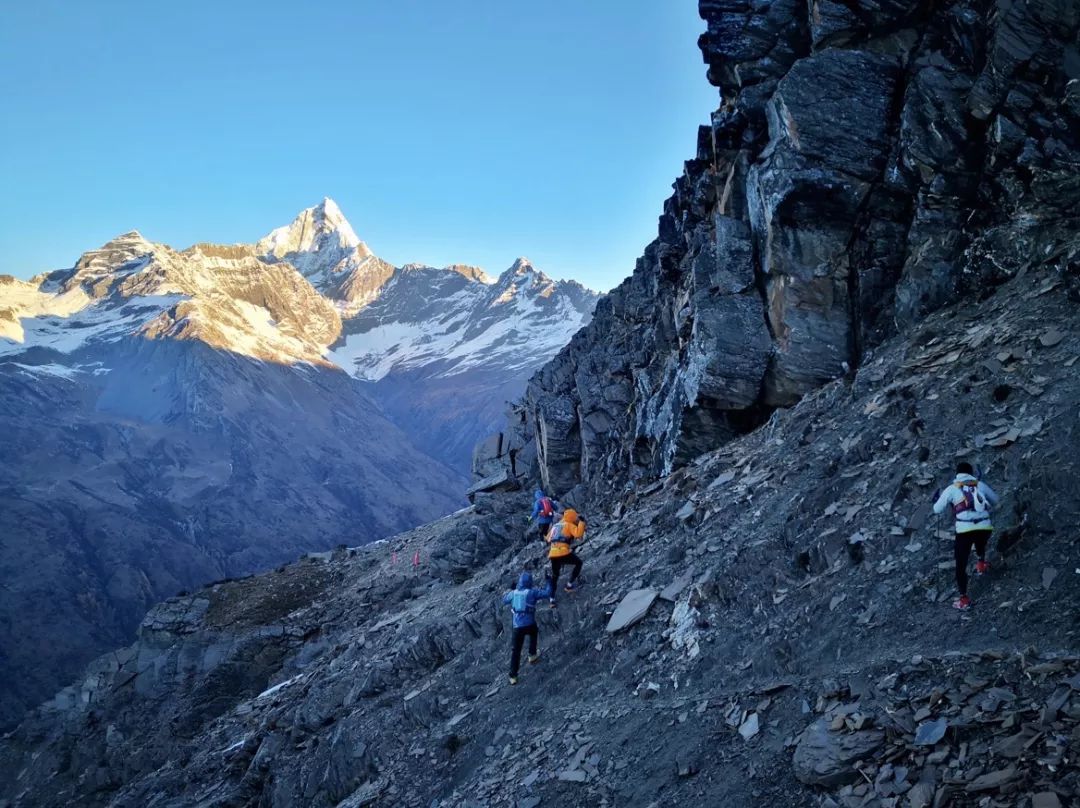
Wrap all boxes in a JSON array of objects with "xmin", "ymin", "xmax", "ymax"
[
  {"xmin": 517, "ymin": 572, "xmax": 533, "ymax": 589},
  {"xmin": 534, "ymin": 490, "xmax": 545, "ymax": 500},
  {"xmin": 954, "ymin": 473, "xmax": 978, "ymax": 483},
  {"xmin": 563, "ymin": 508, "xmax": 578, "ymax": 522}
]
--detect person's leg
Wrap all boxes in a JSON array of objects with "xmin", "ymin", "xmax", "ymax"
[
  {"xmin": 550, "ymin": 558, "xmax": 563, "ymax": 592},
  {"xmin": 569, "ymin": 552, "xmax": 583, "ymax": 583},
  {"xmin": 955, "ymin": 531, "xmax": 974, "ymax": 595},
  {"xmin": 527, "ymin": 624, "xmax": 538, "ymax": 657},
  {"xmin": 510, "ymin": 627, "xmax": 526, "ymax": 677},
  {"xmin": 973, "ymin": 529, "xmax": 990, "ymax": 560}
]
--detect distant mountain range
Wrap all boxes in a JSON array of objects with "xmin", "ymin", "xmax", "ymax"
[{"xmin": 0, "ymin": 198, "xmax": 597, "ymax": 727}]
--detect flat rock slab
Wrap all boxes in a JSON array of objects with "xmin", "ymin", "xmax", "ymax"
[
  {"xmin": 659, "ymin": 571, "xmax": 694, "ymax": 603},
  {"xmin": 556, "ymin": 769, "xmax": 587, "ymax": 783},
  {"xmin": 675, "ymin": 500, "xmax": 696, "ymax": 521},
  {"xmin": 793, "ymin": 719, "xmax": 885, "ymax": 787},
  {"xmin": 739, "ymin": 713, "xmax": 760, "ymax": 740},
  {"xmin": 1040, "ymin": 329, "xmax": 1066, "ymax": 347},
  {"xmin": 466, "ymin": 469, "xmax": 518, "ymax": 499},
  {"xmin": 1032, "ymin": 793, "xmax": 1062, "ymax": 808},
  {"xmin": 606, "ymin": 589, "xmax": 658, "ymax": 633},
  {"xmin": 914, "ymin": 717, "xmax": 947, "ymax": 746},
  {"xmin": 966, "ymin": 766, "xmax": 1017, "ymax": 791},
  {"xmin": 907, "ymin": 782, "xmax": 934, "ymax": 808}
]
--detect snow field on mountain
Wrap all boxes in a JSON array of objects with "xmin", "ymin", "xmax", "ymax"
[
  {"xmin": 0, "ymin": 279, "xmax": 91, "ymax": 344},
  {"xmin": 1, "ymin": 199, "xmax": 597, "ymax": 382}
]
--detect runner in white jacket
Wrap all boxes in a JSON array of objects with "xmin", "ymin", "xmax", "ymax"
[{"xmin": 933, "ymin": 461, "xmax": 1000, "ymax": 610}]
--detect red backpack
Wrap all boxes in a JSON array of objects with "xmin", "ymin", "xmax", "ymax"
[{"xmin": 539, "ymin": 497, "xmax": 554, "ymax": 518}]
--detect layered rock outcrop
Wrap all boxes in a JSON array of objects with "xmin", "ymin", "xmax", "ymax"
[{"xmin": 482, "ymin": 0, "xmax": 1079, "ymax": 498}]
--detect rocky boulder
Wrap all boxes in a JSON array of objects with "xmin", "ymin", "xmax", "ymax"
[{"xmin": 793, "ymin": 718, "xmax": 885, "ymax": 786}]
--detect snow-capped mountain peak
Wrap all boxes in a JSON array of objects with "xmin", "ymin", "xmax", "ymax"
[
  {"xmin": 2, "ymin": 203, "xmax": 598, "ymax": 392},
  {"xmin": 259, "ymin": 197, "xmax": 367, "ymax": 258},
  {"xmin": 331, "ymin": 254, "xmax": 598, "ymax": 382},
  {"xmin": 257, "ymin": 198, "xmax": 393, "ymax": 313},
  {"xmin": 50, "ymin": 230, "xmax": 156, "ymax": 298},
  {"xmin": 447, "ymin": 264, "xmax": 495, "ymax": 284},
  {"xmin": 400, "ymin": 263, "xmax": 495, "ymax": 285},
  {"xmin": 1, "ymin": 202, "xmax": 599, "ymax": 479}
]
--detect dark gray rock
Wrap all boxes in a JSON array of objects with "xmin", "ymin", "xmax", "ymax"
[{"xmin": 793, "ymin": 719, "xmax": 885, "ymax": 786}]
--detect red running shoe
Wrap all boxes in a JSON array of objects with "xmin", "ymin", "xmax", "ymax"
[
  {"xmin": 953, "ymin": 595, "xmax": 972, "ymax": 611},
  {"xmin": 975, "ymin": 559, "xmax": 990, "ymax": 576}
]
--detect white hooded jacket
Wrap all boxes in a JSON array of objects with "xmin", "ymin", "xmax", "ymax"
[{"xmin": 932, "ymin": 473, "xmax": 999, "ymax": 533}]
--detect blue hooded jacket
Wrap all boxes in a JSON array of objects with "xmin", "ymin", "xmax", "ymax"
[
  {"xmin": 529, "ymin": 490, "xmax": 559, "ymax": 525},
  {"xmin": 501, "ymin": 572, "xmax": 553, "ymax": 628}
]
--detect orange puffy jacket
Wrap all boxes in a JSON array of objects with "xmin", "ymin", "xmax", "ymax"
[{"xmin": 547, "ymin": 508, "xmax": 586, "ymax": 558}]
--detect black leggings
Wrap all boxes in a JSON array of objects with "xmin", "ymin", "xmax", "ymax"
[
  {"xmin": 955, "ymin": 528, "xmax": 991, "ymax": 596},
  {"xmin": 550, "ymin": 553, "xmax": 582, "ymax": 590},
  {"xmin": 510, "ymin": 624, "xmax": 538, "ymax": 676}
]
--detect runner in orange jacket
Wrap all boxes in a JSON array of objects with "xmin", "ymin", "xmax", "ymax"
[{"xmin": 546, "ymin": 508, "xmax": 586, "ymax": 607}]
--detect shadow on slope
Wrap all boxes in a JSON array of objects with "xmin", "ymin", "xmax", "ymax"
[{"xmin": 0, "ymin": 335, "xmax": 465, "ymax": 731}]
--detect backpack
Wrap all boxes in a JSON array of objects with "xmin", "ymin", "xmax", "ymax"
[
  {"xmin": 953, "ymin": 481, "xmax": 989, "ymax": 516},
  {"xmin": 510, "ymin": 589, "xmax": 531, "ymax": 615},
  {"xmin": 539, "ymin": 497, "xmax": 554, "ymax": 519}
]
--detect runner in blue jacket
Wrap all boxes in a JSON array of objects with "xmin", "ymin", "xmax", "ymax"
[
  {"xmin": 501, "ymin": 571, "xmax": 553, "ymax": 684},
  {"xmin": 527, "ymin": 490, "xmax": 559, "ymax": 543}
]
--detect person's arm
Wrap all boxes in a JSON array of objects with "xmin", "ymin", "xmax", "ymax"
[
  {"xmin": 932, "ymin": 486, "xmax": 952, "ymax": 515},
  {"xmin": 534, "ymin": 576, "xmax": 554, "ymax": 600},
  {"xmin": 501, "ymin": 592, "xmax": 512, "ymax": 606},
  {"xmin": 529, "ymin": 501, "xmax": 540, "ymax": 521},
  {"xmin": 980, "ymin": 482, "xmax": 999, "ymax": 506}
]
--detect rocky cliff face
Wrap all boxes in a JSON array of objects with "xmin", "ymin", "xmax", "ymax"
[{"xmin": 478, "ymin": 0, "xmax": 1079, "ymax": 500}]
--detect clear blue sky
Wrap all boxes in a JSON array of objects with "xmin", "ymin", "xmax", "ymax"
[{"xmin": 0, "ymin": 1, "xmax": 716, "ymax": 291}]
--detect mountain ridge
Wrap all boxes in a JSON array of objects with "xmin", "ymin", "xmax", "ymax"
[
  {"xmin": 0, "ymin": 201, "xmax": 597, "ymax": 729},
  {"xmin": 3, "ymin": 198, "xmax": 598, "ymax": 382}
]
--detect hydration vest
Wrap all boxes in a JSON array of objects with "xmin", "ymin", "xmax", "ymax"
[
  {"xmin": 510, "ymin": 588, "xmax": 532, "ymax": 616},
  {"xmin": 953, "ymin": 480, "xmax": 989, "ymax": 516}
]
